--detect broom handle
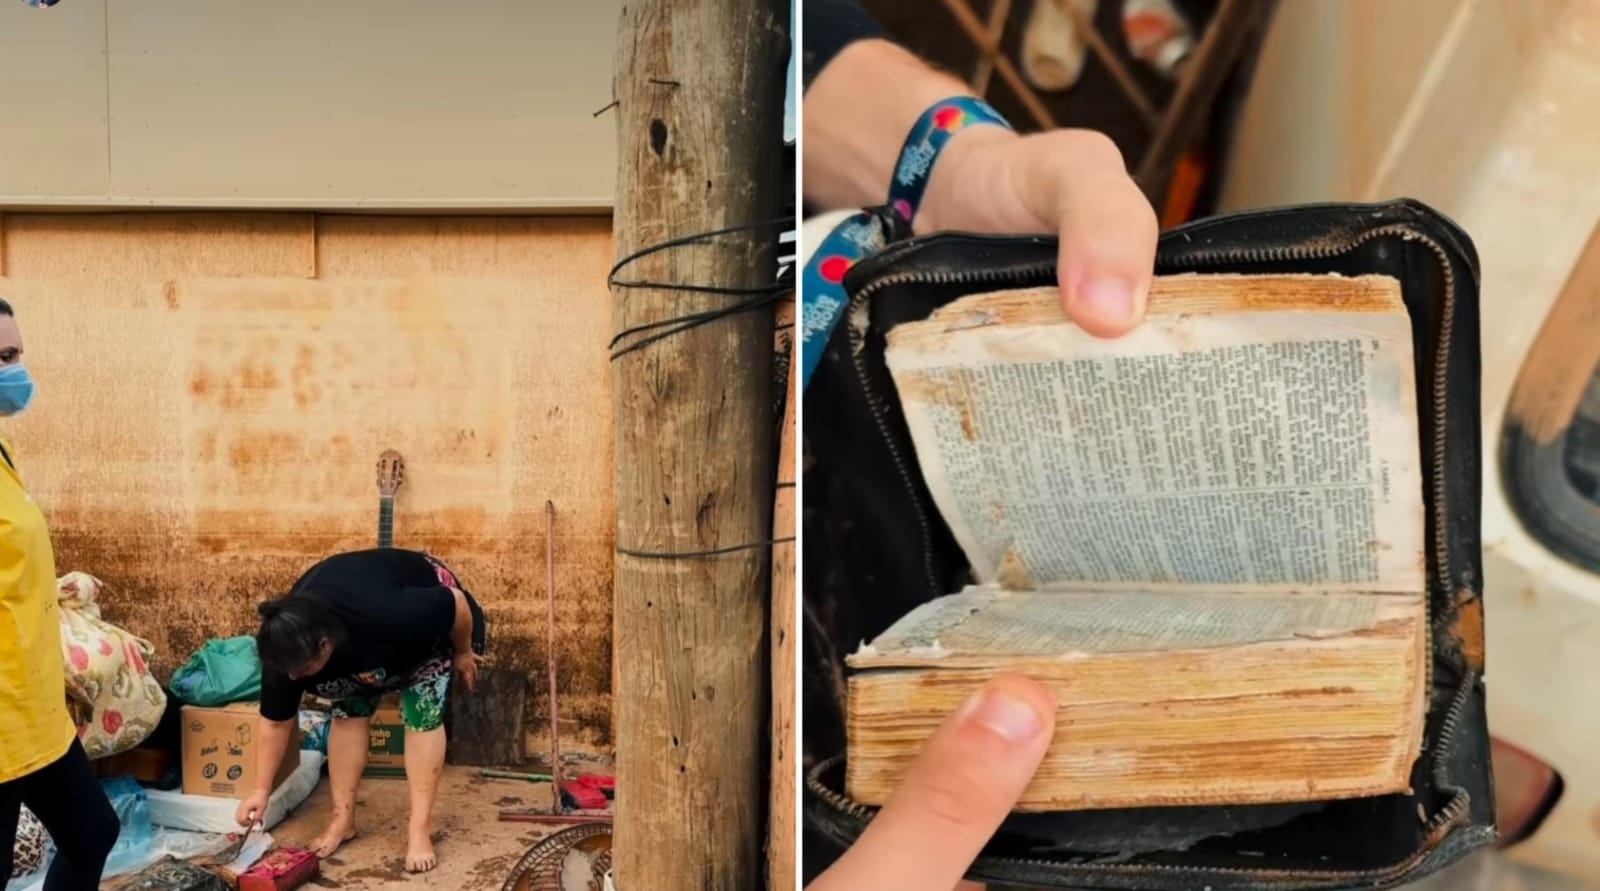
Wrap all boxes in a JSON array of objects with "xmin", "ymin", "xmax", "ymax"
[{"xmin": 546, "ymin": 499, "xmax": 561, "ymax": 812}]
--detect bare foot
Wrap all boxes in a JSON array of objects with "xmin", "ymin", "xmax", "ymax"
[
  {"xmin": 310, "ymin": 821, "xmax": 358, "ymax": 859},
  {"xmin": 405, "ymin": 830, "xmax": 437, "ymax": 873}
]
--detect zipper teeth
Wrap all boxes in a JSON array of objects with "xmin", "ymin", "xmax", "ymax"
[
  {"xmin": 1390, "ymin": 223, "xmax": 1456, "ymax": 703},
  {"xmin": 849, "ymin": 274, "xmax": 936, "ymax": 593},
  {"xmin": 847, "ymin": 263, "xmax": 1056, "ymax": 595},
  {"xmin": 1165, "ymin": 227, "xmax": 1454, "ymax": 697},
  {"xmin": 807, "ymin": 754, "xmax": 875, "ymax": 821},
  {"xmin": 823, "ymin": 224, "xmax": 1477, "ymax": 881},
  {"xmin": 1374, "ymin": 225, "xmax": 1456, "ymax": 603},
  {"xmin": 1423, "ymin": 672, "xmax": 1476, "ymax": 837}
]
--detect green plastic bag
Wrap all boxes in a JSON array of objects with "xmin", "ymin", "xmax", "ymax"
[{"xmin": 169, "ymin": 636, "xmax": 262, "ymax": 706}]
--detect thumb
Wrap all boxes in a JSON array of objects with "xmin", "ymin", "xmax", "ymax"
[
  {"xmin": 1016, "ymin": 130, "xmax": 1158, "ymax": 338},
  {"xmin": 812, "ymin": 675, "xmax": 1057, "ymax": 890}
]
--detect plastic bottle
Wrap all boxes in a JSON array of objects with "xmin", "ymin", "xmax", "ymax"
[
  {"xmin": 1122, "ymin": 0, "xmax": 1195, "ymax": 80},
  {"xmin": 1023, "ymin": 0, "xmax": 1099, "ymax": 92}
]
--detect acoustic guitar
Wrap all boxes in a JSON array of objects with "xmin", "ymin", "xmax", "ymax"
[{"xmin": 376, "ymin": 449, "xmax": 405, "ymax": 547}]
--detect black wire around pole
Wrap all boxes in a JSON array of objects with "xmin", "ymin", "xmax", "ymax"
[
  {"xmin": 607, "ymin": 216, "xmax": 795, "ymax": 361},
  {"xmin": 608, "ymin": 216, "xmax": 797, "ymax": 562}
]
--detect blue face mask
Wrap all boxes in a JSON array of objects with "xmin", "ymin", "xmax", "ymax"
[{"xmin": 0, "ymin": 365, "xmax": 35, "ymax": 416}]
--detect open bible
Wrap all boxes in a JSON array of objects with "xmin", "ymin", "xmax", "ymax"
[{"xmin": 845, "ymin": 274, "xmax": 1429, "ymax": 812}]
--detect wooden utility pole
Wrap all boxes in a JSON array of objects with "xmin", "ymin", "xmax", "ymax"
[{"xmin": 611, "ymin": 2, "xmax": 786, "ymax": 890}]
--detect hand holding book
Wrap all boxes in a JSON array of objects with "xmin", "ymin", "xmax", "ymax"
[
  {"xmin": 801, "ymin": 38, "xmax": 1158, "ymax": 337},
  {"xmin": 806, "ymin": 676, "xmax": 1059, "ymax": 891}
]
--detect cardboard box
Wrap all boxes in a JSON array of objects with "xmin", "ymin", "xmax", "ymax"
[
  {"xmin": 365, "ymin": 697, "xmax": 407, "ymax": 778},
  {"xmin": 181, "ymin": 703, "xmax": 301, "ymax": 799}
]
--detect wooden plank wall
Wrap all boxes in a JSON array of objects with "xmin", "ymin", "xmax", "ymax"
[{"xmin": 0, "ymin": 212, "xmax": 617, "ymax": 745}]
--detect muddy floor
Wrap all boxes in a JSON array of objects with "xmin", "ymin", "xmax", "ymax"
[{"xmin": 272, "ymin": 765, "xmax": 607, "ymax": 890}]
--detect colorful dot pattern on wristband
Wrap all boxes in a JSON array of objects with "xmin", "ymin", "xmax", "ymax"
[
  {"xmin": 799, "ymin": 96, "xmax": 1014, "ymax": 394},
  {"xmin": 799, "ymin": 211, "xmax": 889, "ymax": 392},
  {"xmin": 888, "ymin": 96, "xmax": 1012, "ymax": 229}
]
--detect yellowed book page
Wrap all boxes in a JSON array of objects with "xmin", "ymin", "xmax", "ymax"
[
  {"xmin": 849, "ymin": 587, "xmax": 1409, "ymax": 670},
  {"xmin": 883, "ymin": 277, "xmax": 1423, "ymax": 594}
]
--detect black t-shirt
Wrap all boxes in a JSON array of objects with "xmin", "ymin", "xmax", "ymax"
[
  {"xmin": 800, "ymin": 0, "xmax": 888, "ymax": 222},
  {"xmin": 259, "ymin": 548, "xmax": 457, "ymax": 721},
  {"xmin": 802, "ymin": 0, "xmax": 884, "ymax": 90}
]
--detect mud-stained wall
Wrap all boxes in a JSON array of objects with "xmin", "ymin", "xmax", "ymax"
[{"xmin": 0, "ymin": 213, "xmax": 616, "ymax": 744}]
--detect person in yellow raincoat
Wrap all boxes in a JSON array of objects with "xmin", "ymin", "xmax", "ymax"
[{"xmin": 0, "ymin": 297, "xmax": 121, "ymax": 890}]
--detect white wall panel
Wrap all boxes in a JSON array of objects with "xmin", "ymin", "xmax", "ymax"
[
  {"xmin": 1, "ymin": 0, "xmax": 621, "ymax": 209},
  {"xmin": 0, "ymin": 0, "xmax": 111, "ymax": 200}
]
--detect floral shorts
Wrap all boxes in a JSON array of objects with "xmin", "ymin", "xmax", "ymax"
[
  {"xmin": 329, "ymin": 657, "xmax": 455, "ymax": 732},
  {"xmin": 325, "ymin": 556, "xmax": 487, "ymax": 733}
]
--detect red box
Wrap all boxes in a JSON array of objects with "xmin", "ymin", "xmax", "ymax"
[
  {"xmin": 561, "ymin": 780, "xmax": 608, "ymax": 810},
  {"xmin": 578, "ymin": 773, "xmax": 616, "ymax": 798},
  {"xmin": 237, "ymin": 848, "xmax": 319, "ymax": 891}
]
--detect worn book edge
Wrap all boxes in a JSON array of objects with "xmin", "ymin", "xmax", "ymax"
[
  {"xmin": 847, "ymin": 586, "xmax": 1421, "ymax": 670},
  {"xmin": 844, "ymin": 591, "xmax": 1429, "ymax": 810}
]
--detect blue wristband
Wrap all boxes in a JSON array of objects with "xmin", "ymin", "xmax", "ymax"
[
  {"xmin": 800, "ymin": 95, "xmax": 1014, "ymax": 394},
  {"xmin": 799, "ymin": 211, "xmax": 891, "ymax": 392},
  {"xmin": 888, "ymin": 96, "xmax": 1013, "ymax": 227}
]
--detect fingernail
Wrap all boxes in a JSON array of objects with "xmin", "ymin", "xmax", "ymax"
[
  {"xmin": 967, "ymin": 688, "xmax": 1044, "ymax": 743},
  {"xmin": 1077, "ymin": 276, "xmax": 1135, "ymax": 321}
]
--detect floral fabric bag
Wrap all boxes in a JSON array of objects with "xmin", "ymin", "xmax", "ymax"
[{"xmin": 57, "ymin": 572, "xmax": 167, "ymax": 758}]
